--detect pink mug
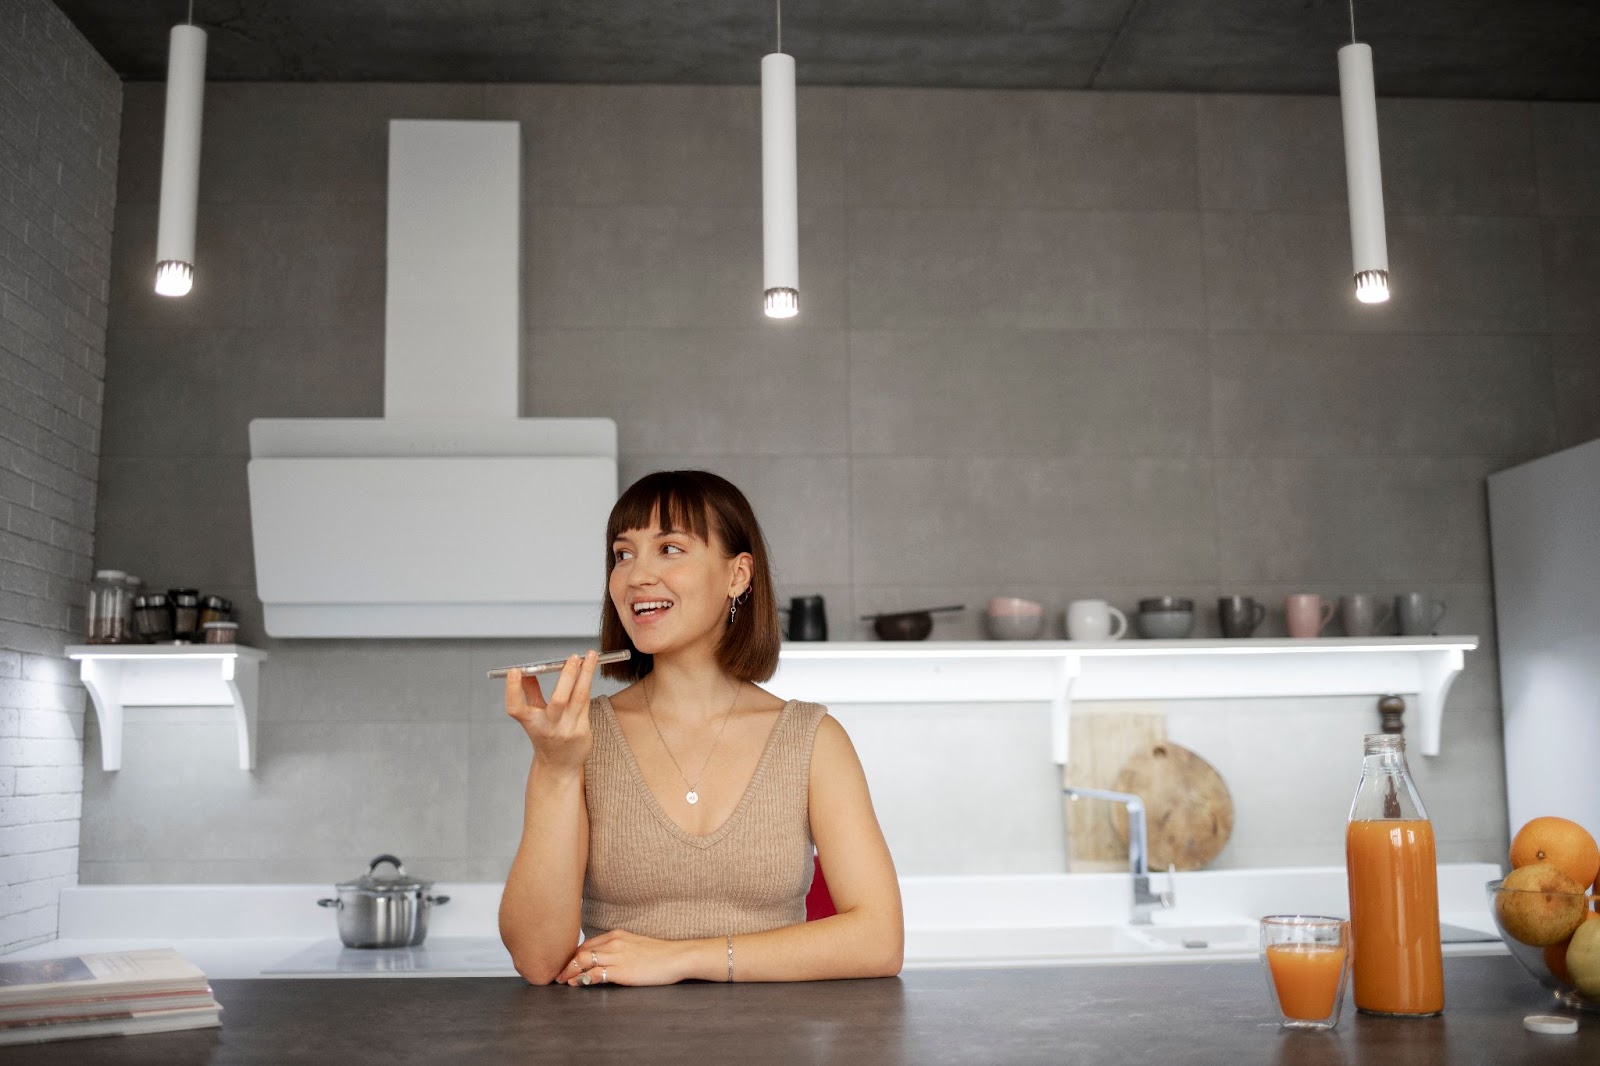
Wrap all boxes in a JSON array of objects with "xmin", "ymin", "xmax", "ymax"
[{"xmin": 1286, "ymin": 594, "xmax": 1335, "ymax": 638}]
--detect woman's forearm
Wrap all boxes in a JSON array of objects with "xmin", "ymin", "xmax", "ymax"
[
  {"xmin": 676, "ymin": 905, "xmax": 904, "ymax": 983},
  {"xmin": 498, "ymin": 758, "xmax": 588, "ymax": 984}
]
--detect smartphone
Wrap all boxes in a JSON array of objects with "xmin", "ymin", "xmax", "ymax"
[{"xmin": 487, "ymin": 649, "xmax": 631, "ymax": 679}]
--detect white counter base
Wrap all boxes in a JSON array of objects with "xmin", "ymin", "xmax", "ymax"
[{"xmin": 0, "ymin": 865, "xmax": 1505, "ymax": 978}]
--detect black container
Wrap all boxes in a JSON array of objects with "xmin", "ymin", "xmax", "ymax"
[{"xmin": 787, "ymin": 596, "xmax": 828, "ymax": 641}]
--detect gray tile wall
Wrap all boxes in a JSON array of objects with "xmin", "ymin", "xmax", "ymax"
[
  {"xmin": 0, "ymin": 0, "xmax": 121, "ymax": 950},
  {"xmin": 81, "ymin": 82, "xmax": 1600, "ymax": 884}
]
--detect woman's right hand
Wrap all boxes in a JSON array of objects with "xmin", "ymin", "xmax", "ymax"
[{"xmin": 504, "ymin": 650, "xmax": 599, "ymax": 771}]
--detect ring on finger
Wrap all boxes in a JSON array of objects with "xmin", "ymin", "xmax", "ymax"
[
  {"xmin": 590, "ymin": 950, "xmax": 599, "ymax": 967},
  {"xmin": 601, "ymin": 968, "xmax": 608, "ymax": 984},
  {"xmin": 579, "ymin": 972, "xmax": 591, "ymax": 986}
]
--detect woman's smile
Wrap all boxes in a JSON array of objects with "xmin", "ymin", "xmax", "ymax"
[{"xmin": 629, "ymin": 598, "xmax": 675, "ymax": 625}]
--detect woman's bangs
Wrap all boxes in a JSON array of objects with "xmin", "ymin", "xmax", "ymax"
[{"xmin": 607, "ymin": 475, "xmax": 713, "ymax": 545}]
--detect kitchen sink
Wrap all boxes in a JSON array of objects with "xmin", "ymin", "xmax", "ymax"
[
  {"xmin": 903, "ymin": 923, "xmax": 1265, "ymax": 968},
  {"xmin": 1125, "ymin": 923, "xmax": 1259, "ymax": 951}
]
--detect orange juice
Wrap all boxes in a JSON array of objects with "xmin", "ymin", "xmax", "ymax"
[
  {"xmin": 1346, "ymin": 818, "xmax": 1444, "ymax": 1015},
  {"xmin": 1266, "ymin": 943, "xmax": 1347, "ymax": 1020}
]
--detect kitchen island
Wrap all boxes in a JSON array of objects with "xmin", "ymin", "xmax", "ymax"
[{"xmin": 2, "ymin": 954, "xmax": 1590, "ymax": 1064}]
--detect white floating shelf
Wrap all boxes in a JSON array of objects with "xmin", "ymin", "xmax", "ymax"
[
  {"xmin": 771, "ymin": 637, "xmax": 1478, "ymax": 765},
  {"xmin": 66, "ymin": 645, "xmax": 268, "ymax": 771}
]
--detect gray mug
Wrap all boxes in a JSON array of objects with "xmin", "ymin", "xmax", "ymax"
[
  {"xmin": 1218, "ymin": 596, "xmax": 1266, "ymax": 638},
  {"xmin": 1340, "ymin": 593, "xmax": 1392, "ymax": 637},
  {"xmin": 1395, "ymin": 592, "xmax": 1446, "ymax": 636}
]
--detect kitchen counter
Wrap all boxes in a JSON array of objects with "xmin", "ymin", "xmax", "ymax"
[{"xmin": 1, "ymin": 954, "xmax": 1591, "ymax": 1064}]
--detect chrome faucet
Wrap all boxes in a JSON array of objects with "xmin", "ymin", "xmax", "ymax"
[{"xmin": 1063, "ymin": 785, "xmax": 1176, "ymax": 925}]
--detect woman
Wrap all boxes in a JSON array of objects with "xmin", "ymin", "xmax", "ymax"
[{"xmin": 499, "ymin": 470, "xmax": 903, "ymax": 986}]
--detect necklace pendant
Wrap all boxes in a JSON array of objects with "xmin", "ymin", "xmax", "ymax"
[{"xmin": 685, "ymin": 790, "xmax": 699, "ymax": 805}]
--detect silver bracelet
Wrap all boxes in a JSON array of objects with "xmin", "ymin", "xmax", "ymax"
[{"xmin": 726, "ymin": 933, "xmax": 734, "ymax": 983}]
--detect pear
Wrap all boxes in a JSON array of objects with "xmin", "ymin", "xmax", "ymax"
[
  {"xmin": 1498, "ymin": 864, "xmax": 1587, "ymax": 947},
  {"xmin": 1567, "ymin": 918, "xmax": 1600, "ymax": 998}
]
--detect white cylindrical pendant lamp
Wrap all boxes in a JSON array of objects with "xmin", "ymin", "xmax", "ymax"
[
  {"xmin": 761, "ymin": 51, "xmax": 798, "ymax": 319},
  {"xmin": 155, "ymin": 23, "xmax": 207, "ymax": 297},
  {"xmin": 1338, "ymin": 42, "xmax": 1388, "ymax": 304}
]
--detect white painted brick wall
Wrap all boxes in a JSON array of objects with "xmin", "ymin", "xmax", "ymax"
[{"xmin": 0, "ymin": 0, "xmax": 120, "ymax": 954}]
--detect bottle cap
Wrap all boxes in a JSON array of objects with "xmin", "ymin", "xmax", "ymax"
[{"xmin": 1523, "ymin": 1014, "xmax": 1578, "ymax": 1035}]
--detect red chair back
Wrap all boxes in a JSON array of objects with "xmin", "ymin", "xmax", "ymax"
[{"xmin": 805, "ymin": 853, "xmax": 836, "ymax": 921}]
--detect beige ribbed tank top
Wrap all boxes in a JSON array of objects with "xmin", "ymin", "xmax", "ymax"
[{"xmin": 581, "ymin": 694, "xmax": 825, "ymax": 941}]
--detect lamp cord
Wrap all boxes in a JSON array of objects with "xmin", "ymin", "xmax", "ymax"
[
  {"xmin": 187, "ymin": 1, "xmax": 194, "ymax": 26},
  {"xmin": 776, "ymin": 0, "xmax": 782, "ymax": 53},
  {"xmin": 1348, "ymin": 0, "xmax": 1356, "ymax": 44}
]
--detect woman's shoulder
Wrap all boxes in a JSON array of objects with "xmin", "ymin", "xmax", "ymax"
[{"xmin": 769, "ymin": 696, "xmax": 834, "ymax": 745}]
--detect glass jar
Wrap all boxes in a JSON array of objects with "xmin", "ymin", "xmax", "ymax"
[
  {"xmin": 198, "ymin": 595, "xmax": 233, "ymax": 627},
  {"xmin": 169, "ymin": 588, "xmax": 201, "ymax": 642},
  {"xmin": 1346, "ymin": 733, "xmax": 1444, "ymax": 1016},
  {"xmin": 119, "ymin": 575, "xmax": 144, "ymax": 643},
  {"xmin": 87, "ymin": 569, "xmax": 130, "ymax": 644},
  {"xmin": 200, "ymin": 621, "xmax": 239, "ymax": 645},
  {"xmin": 134, "ymin": 593, "xmax": 174, "ymax": 642}
]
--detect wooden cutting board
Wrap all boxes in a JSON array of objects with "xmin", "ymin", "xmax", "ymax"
[
  {"xmin": 1063, "ymin": 708, "xmax": 1168, "ymax": 872},
  {"xmin": 1110, "ymin": 742, "xmax": 1234, "ymax": 871}
]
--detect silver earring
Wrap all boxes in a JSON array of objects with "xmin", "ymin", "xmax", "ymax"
[{"xmin": 729, "ymin": 599, "xmax": 737, "ymax": 624}]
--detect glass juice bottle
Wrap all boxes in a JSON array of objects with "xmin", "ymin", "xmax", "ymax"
[{"xmin": 1346, "ymin": 733, "xmax": 1444, "ymax": 1016}]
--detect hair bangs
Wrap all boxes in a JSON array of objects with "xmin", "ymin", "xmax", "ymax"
[{"xmin": 606, "ymin": 473, "xmax": 715, "ymax": 548}]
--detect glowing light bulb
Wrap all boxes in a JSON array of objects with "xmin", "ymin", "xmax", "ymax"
[
  {"xmin": 155, "ymin": 260, "xmax": 193, "ymax": 297},
  {"xmin": 1354, "ymin": 269, "xmax": 1389, "ymax": 304}
]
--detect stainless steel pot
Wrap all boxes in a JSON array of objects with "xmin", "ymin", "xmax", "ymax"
[{"xmin": 317, "ymin": 854, "xmax": 450, "ymax": 948}]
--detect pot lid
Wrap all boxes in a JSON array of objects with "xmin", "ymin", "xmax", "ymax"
[{"xmin": 336, "ymin": 854, "xmax": 430, "ymax": 892}]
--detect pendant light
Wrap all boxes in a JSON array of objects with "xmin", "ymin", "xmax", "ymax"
[
  {"xmin": 1337, "ymin": 0, "xmax": 1388, "ymax": 304},
  {"xmin": 761, "ymin": 0, "xmax": 799, "ymax": 319},
  {"xmin": 154, "ymin": 3, "xmax": 207, "ymax": 297}
]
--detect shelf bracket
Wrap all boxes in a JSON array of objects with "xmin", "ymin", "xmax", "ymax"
[
  {"xmin": 67, "ymin": 647, "xmax": 266, "ymax": 771},
  {"xmin": 77, "ymin": 657, "xmax": 125, "ymax": 772}
]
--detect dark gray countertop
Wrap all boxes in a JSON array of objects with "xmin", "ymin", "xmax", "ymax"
[{"xmin": 1, "ymin": 954, "xmax": 1593, "ymax": 1065}]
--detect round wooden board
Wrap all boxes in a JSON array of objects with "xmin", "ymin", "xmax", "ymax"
[{"xmin": 1110, "ymin": 742, "xmax": 1234, "ymax": 871}]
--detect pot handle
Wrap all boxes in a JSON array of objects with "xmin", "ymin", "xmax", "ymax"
[
  {"xmin": 427, "ymin": 895, "xmax": 451, "ymax": 905},
  {"xmin": 368, "ymin": 853, "xmax": 406, "ymax": 877},
  {"xmin": 317, "ymin": 898, "xmax": 342, "ymax": 909}
]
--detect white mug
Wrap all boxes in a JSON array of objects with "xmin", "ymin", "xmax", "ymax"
[{"xmin": 1066, "ymin": 599, "xmax": 1128, "ymax": 641}]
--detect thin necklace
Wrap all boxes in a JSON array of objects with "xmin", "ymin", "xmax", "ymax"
[{"xmin": 643, "ymin": 675, "xmax": 741, "ymax": 806}]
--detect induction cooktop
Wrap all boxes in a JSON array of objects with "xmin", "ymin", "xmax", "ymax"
[{"xmin": 264, "ymin": 936, "xmax": 517, "ymax": 976}]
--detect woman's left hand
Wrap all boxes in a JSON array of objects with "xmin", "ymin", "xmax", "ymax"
[{"xmin": 562, "ymin": 929, "xmax": 694, "ymax": 987}]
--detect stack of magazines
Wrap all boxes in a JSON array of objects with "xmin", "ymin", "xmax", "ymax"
[{"xmin": 0, "ymin": 948, "xmax": 221, "ymax": 1046}]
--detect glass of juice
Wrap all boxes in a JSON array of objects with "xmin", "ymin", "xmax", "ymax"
[{"xmin": 1260, "ymin": 915, "xmax": 1351, "ymax": 1030}]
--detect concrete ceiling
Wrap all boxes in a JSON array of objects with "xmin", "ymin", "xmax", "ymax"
[{"xmin": 53, "ymin": 0, "xmax": 1600, "ymax": 101}]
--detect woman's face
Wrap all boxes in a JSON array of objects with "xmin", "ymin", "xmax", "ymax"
[{"xmin": 609, "ymin": 508, "xmax": 751, "ymax": 659}]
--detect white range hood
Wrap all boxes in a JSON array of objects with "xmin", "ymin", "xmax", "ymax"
[{"xmin": 247, "ymin": 120, "xmax": 616, "ymax": 638}]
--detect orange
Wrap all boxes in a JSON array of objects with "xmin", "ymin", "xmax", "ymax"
[
  {"xmin": 1548, "ymin": 940, "xmax": 1575, "ymax": 985},
  {"xmin": 1510, "ymin": 817, "xmax": 1600, "ymax": 888}
]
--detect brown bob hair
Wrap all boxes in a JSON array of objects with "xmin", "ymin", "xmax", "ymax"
[{"xmin": 599, "ymin": 470, "xmax": 780, "ymax": 683}]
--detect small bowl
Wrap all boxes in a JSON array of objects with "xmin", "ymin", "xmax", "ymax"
[
  {"xmin": 987, "ymin": 596, "xmax": 1043, "ymax": 617},
  {"xmin": 872, "ymin": 611, "xmax": 933, "ymax": 641},
  {"xmin": 1486, "ymin": 879, "xmax": 1600, "ymax": 1012},
  {"xmin": 986, "ymin": 613, "xmax": 1044, "ymax": 640},
  {"xmin": 1138, "ymin": 596, "xmax": 1194, "ymax": 613},
  {"xmin": 1136, "ymin": 610, "xmax": 1194, "ymax": 639}
]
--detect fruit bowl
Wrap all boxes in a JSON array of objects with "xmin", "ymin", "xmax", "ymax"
[{"xmin": 1486, "ymin": 879, "xmax": 1600, "ymax": 1012}]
